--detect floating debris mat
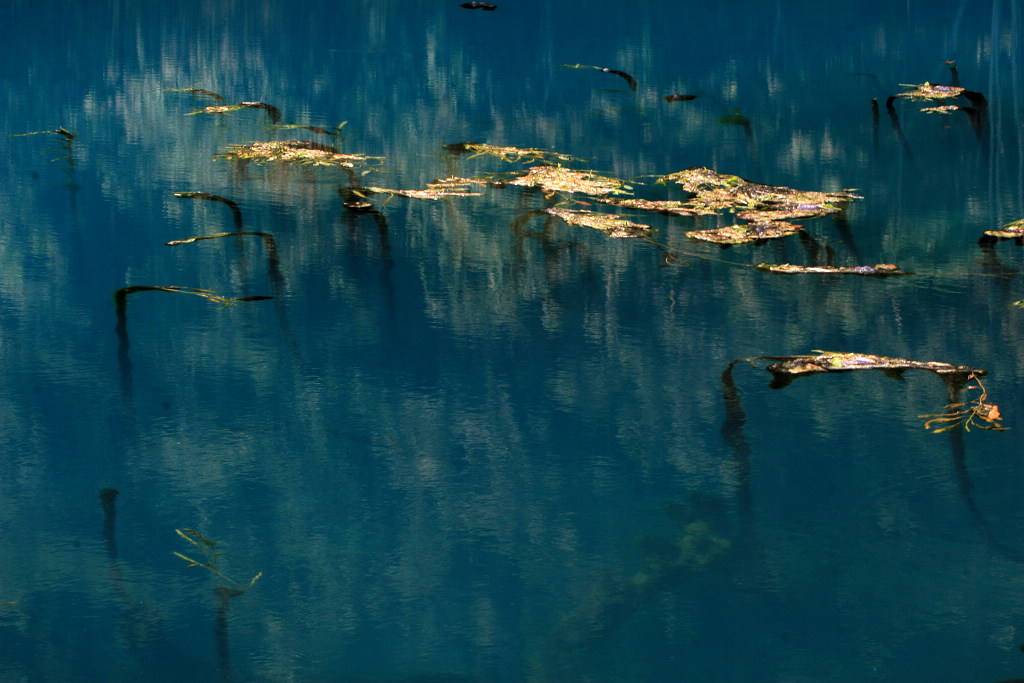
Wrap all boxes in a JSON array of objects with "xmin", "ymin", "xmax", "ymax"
[
  {"xmin": 754, "ymin": 263, "xmax": 910, "ymax": 277},
  {"xmin": 543, "ymin": 208, "xmax": 652, "ymax": 238},
  {"xmin": 215, "ymin": 141, "xmax": 383, "ymax": 168},
  {"xmin": 687, "ymin": 221, "xmax": 802, "ymax": 245},
  {"xmin": 509, "ymin": 166, "xmax": 629, "ymax": 197},
  {"xmin": 595, "ymin": 197, "xmax": 701, "ymax": 216},
  {"xmin": 659, "ymin": 167, "xmax": 861, "ymax": 219},
  {"xmin": 892, "ymin": 82, "xmax": 965, "ymax": 102},
  {"xmin": 654, "ymin": 166, "xmax": 861, "ymax": 245}
]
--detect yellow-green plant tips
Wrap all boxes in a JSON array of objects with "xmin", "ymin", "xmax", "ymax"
[
  {"xmin": 216, "ymin": 141, "xmax": 384, "ymax": 168},
  {"xmin": 509, "ymin": 165, "xmax": 628, "ymax": 196},
  {"xmin": 919, "ymin": 373, "xmax": 1008, "ymax": 432},
  {"xmin": 445, "ymin": 142, "xmax": 577, "ymax": 164},
  {"xmin": 686, "ymin": 221, "xmax": 801, "ymax": 245},
  {"xmin": 754, "ymin": 263, "xmax": 910, "ymax": 277},
  {"xmin": 543, "ymin": 208, "xmax": 652, "ymax": 238},
  {"xmin": 174, "ymin": 528, "xmax": 262, "ymax": 595}
]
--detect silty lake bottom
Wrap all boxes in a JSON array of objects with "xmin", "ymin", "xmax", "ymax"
[{"xmin": 4, "ymin": 0, "xmax": 1024, "ymax": 680}]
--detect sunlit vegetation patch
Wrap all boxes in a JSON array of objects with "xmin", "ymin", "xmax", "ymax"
[
  {"xmin": 686, "ymin": 221, "xmax": 802, "ymax": 245},
  {"xmin": 543, "ymin": 208, "xmax": 652, "ymax": 238},
  {"xmin": 754, "ymin": 263, "xmax": 910, "ymax": 277},
  {"xmin": 596, "ymin": 197, "xmax": 701, "ymax": 216},
  {"xmin": 919, "ymin": 373, "xmax": 1007, "ymax": 432},
  {"xmin": 920, "ymin": 104, "xmax": 963, "ymax": 115},
  {"xmin": 362, "ymin": 177, "xmax": 487, "ymax": 200},
  {"xmin": 215, "ymin": 141, "xmax": 384, "ymax": 168},
  {"xmin": 445, "ymin": 142, "xmax": 577, "ymax": 164},
  {"xmin": 658, "ymin": 167, "xmax": 861, "ymax": 219},
  {"xmin": 983, "ymin": 218, "xmax": 1024, "ymax": 240},
  {"xmin": 893, "ymin": 82, "xmax": 965, "ymax": 102},
  {"xmin": 509, "ymin": 165, "xmax": 630, "ymax": 197}
]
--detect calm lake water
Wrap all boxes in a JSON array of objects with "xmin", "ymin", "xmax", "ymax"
[{"xmin": 3, "ymin": 0, "xmax": 1024, "ymax": 680}]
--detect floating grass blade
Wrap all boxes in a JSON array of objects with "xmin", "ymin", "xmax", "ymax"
[
  {"xmin": 166, "ymin": 87, "xmax": 224, "ymax": 102},
  {"xmin": 561, "ymin": 64, "xmax": 637, "ymax": 92},
  {"xmin": 114, "ymin": 285, "xmax": 271, "ymax": 309}
]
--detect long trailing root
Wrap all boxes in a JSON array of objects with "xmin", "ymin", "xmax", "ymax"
[{"xmin": 920, "ymin": 373, "xmax": 1008, "ymax": 433}]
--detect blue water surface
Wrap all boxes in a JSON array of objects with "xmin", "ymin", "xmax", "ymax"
[{"xmin": 2, "ymin": 0, "xmax": 1024, "ymax": 681}]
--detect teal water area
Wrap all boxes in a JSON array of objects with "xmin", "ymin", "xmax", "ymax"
[{"xmin": 3, "ymin": 0, "xmax": 1024, "ymax": 680}]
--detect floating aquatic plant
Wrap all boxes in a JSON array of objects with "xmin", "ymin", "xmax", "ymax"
[
  {"xmin": 189, "ymin": 101, "xmax": 282, "ymax": 123},
  {"xmin": 274, "ymin": 121, "xmax": 347, "ymax": 142},
  {"xmin": 361, "ymin": 177, "xmax": 487, "ymax": 201},
  {"xmin": 754, "ymin": 263, "xmax": 910, "ymax": 277},
  {"xmin": 595, "ymin": 197, "xmax": 701, "ymax": 216},
  {"xmin": 725, "ymin": 352, "xmax": 1003, "ymax": 430},
  {"xmin": 509, "ymin": 165, "xmax": 630, "ymax": 197},
  {"xmin": 686, "ymin": 221, "xmax": 802, "ymax": 245},
  {"xmin": 983, "ymin": 218, "xmax": 1024, "ymax": 240},
  {"xmin": 893, "ymin": 82, "xmax": 965, "ymax": 102},
  {"xmin": 560, "ymin": 63, "xmax": 638, "ymax": 92},
  {"xmin": 174, "ymin": 528, "xmax": 262, "ymax": 598},
  {"xmin": 543, "ymin": 207, "xmax": 652, "ymax": 238},
  {"xmin": 919, "ymin": 373, "xmax": 1007, "ymax": 433},
  {"xmin": 758, "ymin": 351, "xmax": 984, "ymax": 384},
  {"xmin": 114, "ymin": 285, "xmax": 271, "ymax": 310},
  {"xmin": 444, "ymin": 142, "xmax": 577, "ymax": 164},
  {"xmin": 215, "ymin": 140, "xmax": 384, "ymax": 168}
]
